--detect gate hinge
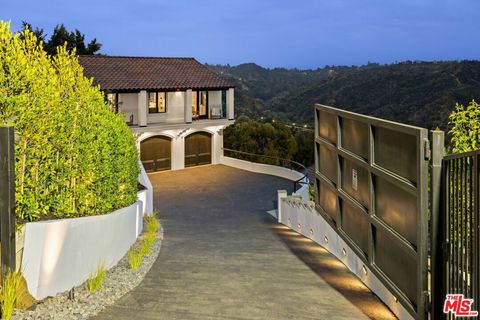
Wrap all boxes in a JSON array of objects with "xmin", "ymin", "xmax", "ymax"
[
  {"xmin": 424, "ymin": 291, "xmax": 431, "ymax": 312},
  {"xmin": 424, "ymin": 139, "xmax": 431, "ymax": 161}
]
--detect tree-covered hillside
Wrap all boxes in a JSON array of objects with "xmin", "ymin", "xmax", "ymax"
[{"xmin": 210, "ymin": 60, "xmax": 480, "ymax": 130}]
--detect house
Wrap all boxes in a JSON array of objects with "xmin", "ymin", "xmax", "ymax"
[{"xmin": 79, "ymin": 55, "xmax": 235, "ymax": 172}]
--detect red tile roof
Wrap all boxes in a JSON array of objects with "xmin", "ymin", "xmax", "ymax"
[{"xmin": 78, "ymin": 55, "xmax": 233, "ymax": 91}]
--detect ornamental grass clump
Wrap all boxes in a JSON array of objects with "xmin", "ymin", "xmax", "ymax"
[
  {"xmin": 86, "ymin": 265, "xmax": 106, "ymax": 293},
  {"xmin": 0, "ymin": 21, "xmax": 139, "ymax": 222},
  {"xmin": 0, "ymin": 271, "xmax": 35, "ymax": 320},
  {"xmin": 128, "ymin": 214, "xmax": 160, "ymax": 270},
  {"xmin": 128, "ymin": 248, "xmax": 143, "ymax": 270}
]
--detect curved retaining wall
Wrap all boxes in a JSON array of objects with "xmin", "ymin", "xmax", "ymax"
[
  {"xmin": 220, "ymin": 156, "xmax": 310, "ymax": 201},
  {"xmin": 21, "ymin": 201, "xmax": 143, "ymax": 300},
  {"xmin": 278, "ymin": 195, "xmax": 413, "ymax": 320}
]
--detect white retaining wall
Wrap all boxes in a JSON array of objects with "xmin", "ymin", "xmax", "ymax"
[
  {"xmin": 138, "ymin": 161, "xmax": 154, "ymax": 215},
  {"xmin": 220, "ymin": 156, "xmax": 310, "ymax": 201},
  {"xmin": 278, "ymin": 194, "xmax": 414, "ymax": 320},
  {"xmin": 21, "ymin": 201, "xmax": 143, "ymax": 300}
]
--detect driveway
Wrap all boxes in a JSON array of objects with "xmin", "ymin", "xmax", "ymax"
[{"xmin": 93, "ymin": 165, "xmax": 395, "ymax": 320}]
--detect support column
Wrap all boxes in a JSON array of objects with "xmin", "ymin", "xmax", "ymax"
[
  {"xmin": 226, "ymin": 88, "xmax": 234, "ymax": 120},
  {"xmin": 277, "ymin": 190, "xmax": 288, "ymax": 224},
  {"xmin": 138, "ymin": 90, "xmax": 147, "ymax": 127},
  {"xmin": 184, "ymin": 89, "xmax": 192, "ymax": 123}
]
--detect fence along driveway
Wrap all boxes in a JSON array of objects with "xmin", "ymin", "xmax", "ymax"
[{"xmin": 314, "ymin": 104, "xmax": 434, "ymax": 319}]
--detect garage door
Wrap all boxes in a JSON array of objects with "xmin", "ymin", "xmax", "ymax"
[
  {"xmin": 140, "ymin": 136, "xmax": 172, "ymax": 172},
  {"xmin": 185, "ymin": 132, "xmax": 212, "ymax": 167}
]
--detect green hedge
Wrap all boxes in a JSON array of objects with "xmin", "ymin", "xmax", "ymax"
[{"xmin": 0, "ymin": 22, "xmax": 139, "ymax": 222}]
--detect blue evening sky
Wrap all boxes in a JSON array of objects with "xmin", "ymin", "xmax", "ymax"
[{"xmin": 1, "ymin": 0, "xmax": 479, "ymax": 69}]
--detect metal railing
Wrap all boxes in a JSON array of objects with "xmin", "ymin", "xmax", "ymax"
[
  {"xmin": 437, "ymin": 150, "xmax": 480, "ymax": 319},
  {"xmin": 222, "ymin": 148, "xmax": 309, "ymax": 192}
]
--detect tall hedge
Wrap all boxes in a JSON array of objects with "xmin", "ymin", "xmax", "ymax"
[{"xmin": 0, "ymin": 21, "xmax": 139, "ymax": 222}]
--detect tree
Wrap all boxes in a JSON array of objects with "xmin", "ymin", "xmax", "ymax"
[
  {"xmin": 449, "ymin": 100, "xmax": 480, "ymax": 153},
  {"xmin": 223, "ymin": 117, "xmax": 297, "ymax": 166},
  {"xmin": 21, "ymin": 22, "xmax": 101, "ymax": 55},
  {"xmin": 0, "ymin": 21, "xmax": 137, "ymax": 222}
]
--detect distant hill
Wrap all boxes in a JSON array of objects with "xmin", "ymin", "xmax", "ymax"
[{"xmin": 209, "ymin": 60, "xmax": 480, "ymax": 130}]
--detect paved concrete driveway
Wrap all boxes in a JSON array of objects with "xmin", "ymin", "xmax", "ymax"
[{"xmin": 94, "ymin": 165, "xmax": 395, "ymax": 320}]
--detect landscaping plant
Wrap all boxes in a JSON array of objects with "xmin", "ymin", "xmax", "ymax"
[
  {"xmin": 0, "ymin": 21, "xmax": 139, "ymax": 222},
  {"xmin": 128, "ymin": 249, "xmax": 143, "ymax": 270},
  {"xmin": 0, "ymin": 271, "xmax": 34, "ymax": 320},
  {"xmin": 449, "ymin": 99, "xmax": 480, "ymax": 153},
  {"xmin": 86, "ymin": 265, "xmax": 106, "ymax": 293}
]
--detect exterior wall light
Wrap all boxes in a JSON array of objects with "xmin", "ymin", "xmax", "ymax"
[
  {"xmin": 394, "ymin": 296, "xmax": 398, "ymax": 303},
  {"xmin": 342, "ymin": 248, "xmax": 347, "ymax": 257},
  {"xmin": 297, "ymin": 224, "xmax": 301, "ymax": 230},
  {"xmin": 362, "ymin": 265, "xmax": 368, "ymax": 276},
  {"xmin": 309, "ymin": 229, "xmax": 314, "ymax": 235},
  {"xmin": 324, "ymin": 236, "xmax": 328, "ymax": 244}
]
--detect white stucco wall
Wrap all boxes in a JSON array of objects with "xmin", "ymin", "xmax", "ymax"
[
  {"xmin": 118, "ymin": 93, "xmax": 139, "ymax": 125},
  {"xmin": 138, "ymin": 161, "xmax": 154, "ymax": 214},
  {"xmin": 278, "ymin": 196, "xmax": 414, "ymax": 320},
  {"xmin": 21, "ymin": 201, "xmax": 143, "ymax": 300}
]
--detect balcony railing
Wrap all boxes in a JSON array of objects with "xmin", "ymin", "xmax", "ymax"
[{"xmin": 222, "ymin": 147, "xmax": 309, "ymax": 192}]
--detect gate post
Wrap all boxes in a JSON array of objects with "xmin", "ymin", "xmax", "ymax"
[
  {"xmin": 0, "ymin": 126, "xmax": 16, "ymax": 279},
  {"xmin": 430, "ymin": 129, "xmax": 444, "ymax": 319}
]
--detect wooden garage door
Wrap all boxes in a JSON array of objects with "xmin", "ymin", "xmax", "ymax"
[
  {"xmin": 140, "ymin": 136, "xmax": 172, "ymax": 172},
  {"xmin": 185, "ymin": 132, "xmax": 212, "ymax": 167}
]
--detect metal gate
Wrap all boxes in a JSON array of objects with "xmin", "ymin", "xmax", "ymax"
[
  {"xmin": 314, "ymin": 104, "xmax": 434, "ymax": 319},
  {"xmin": 435, "ymin": 150, "xmax": 480, "ymax": 319}
]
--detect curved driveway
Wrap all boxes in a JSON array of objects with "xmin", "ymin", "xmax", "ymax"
[{"xmin": 94, "ymin": 165, "xmax": 395, "ymax": 320}]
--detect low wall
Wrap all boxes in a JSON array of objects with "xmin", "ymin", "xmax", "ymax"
[
  {"xmin": 278, "ymin": 194, "xmax": 413, "ymax": 320},
  {"xmin": 21, "ymin": 201, "xmax": 143, "ymax": 300},
  {"xmin": 220, "ymin": 156, "xmax": 310, "ymax": 201},
  {"xmin": 138, "ymin": 161, "xmax": 153, "ymax": 215}
]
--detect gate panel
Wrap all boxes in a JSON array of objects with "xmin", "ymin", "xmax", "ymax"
[
  {"xmin": 438, "ymin": 151, "xmax": 480, "ymax": 319},
  {"xmin": 315, "ymin": 104, "xmax": 430, "ymax": 319}
]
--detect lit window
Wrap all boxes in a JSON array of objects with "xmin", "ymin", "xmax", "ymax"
[
  {"xmin": 106, "ymin": 93, "xmax": 117, "ymax": 112},
  {"xmin": 148, "ymin": 92, "xmax": 167, "ymax": 113}
]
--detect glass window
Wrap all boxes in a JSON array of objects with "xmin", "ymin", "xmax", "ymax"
[
  {"xmin": 192, "ymin": 91, "xmax": 198, "ymax": 116},
  {"xmin": 107, "ymin": 93, "xmax": 117, "ymax": 112},
  {"xmin": 148, "ymin": 92, "xmax": 157, "ymax": 113},
  {"xmin": 158, "ymin": 92, "xmax": 166, "ymax": 113},
  {"xmin": 199, "ymin": 91, "xmax": 207, "ymax": 116},
  {"xmin": 148, "ymin": 92, "xmax": 167, "ymax": 113}
]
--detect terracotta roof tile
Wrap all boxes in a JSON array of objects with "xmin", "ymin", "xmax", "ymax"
[{"xmin": 78, "ymin": 56, "xmax": 233, "ymax": 91}]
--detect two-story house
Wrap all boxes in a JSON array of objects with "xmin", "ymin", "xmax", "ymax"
[{"xmin": 79, "ymin": 55, "xmax": 234, "ymax": 172}]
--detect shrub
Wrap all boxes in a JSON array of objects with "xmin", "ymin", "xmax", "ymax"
[
  {"xmin": 0, "ymin": 21, "xmax": 139, "ymax": 222},
  {"xmin": 128, "ymin": 249, "xmax": 143, "ymax": 270},
  {"xmin": 85, "ymin": 265, "xmax": 106, "ymax": 293},
  {"xmin": 449, "ymin": 99, "xmax": 480, "ymax": 153}
]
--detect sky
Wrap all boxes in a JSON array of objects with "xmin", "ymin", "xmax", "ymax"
[{"xmin": 1, "ymin": 0, "xmax": 479, "ymax": 69}]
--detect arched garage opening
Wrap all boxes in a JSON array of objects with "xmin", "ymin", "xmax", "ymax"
[
  {"xmin": 185, "ymin": 131, "xmax": 212, "ymax": 167},
  {"xmin": 140, "ymin": 135, "xmax": 172, "ymax": 172}
]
